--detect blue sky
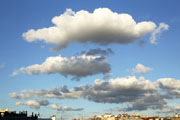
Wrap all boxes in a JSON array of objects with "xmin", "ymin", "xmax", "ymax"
[{"xmin": 0, "ymin": 0, "xmax": 180, "ymax": 119}]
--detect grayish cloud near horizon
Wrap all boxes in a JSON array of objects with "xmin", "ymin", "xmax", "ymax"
[
  {"xmin": 50, "ymin": 104, "xmax": 83, "ymax": 111},
  {"xmin": 22, "ymin": 8, "xmax": 158, "ymax": 50},
  {"xmin": 157, "ymin": 105, "xmax": 180, "ymax": 113},
  {"xmin": 112, "ymin": 93, "xmax": 168, "ymax": 112},
  {"xmin": 10, "ymin": 76, "xmax": 180, "ymax": 112},
  {"xmin": 15, "ymin": 100, "xmax": 49, "ymax": 109}
]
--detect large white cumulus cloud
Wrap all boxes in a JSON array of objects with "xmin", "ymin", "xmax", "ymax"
[
  {"xmin": 22, "ymin": 8, "xmax": 157, "ymax": 49},
  {"xmin": 15, "ymin": 54, "xmax": 111, "ymax": 80}
]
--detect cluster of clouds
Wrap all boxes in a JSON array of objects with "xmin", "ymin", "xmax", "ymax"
[
  {"xmin": 10, "ymin": 8, "xmax": 172, "ymax": 113},
  {"xmin": 10, "ymin": 75, "xmax": 180, "ymax": 112},
  {"xmin": 13, "ymin": 52, "xmax": 152, "ymax": 80},
  {"xmin": 14, "ymin": 8, "xmax": 169, "ymax": 80},
  {"xmin": 22, "ymin": 8, "xmax": 168, "ymax": 50}
]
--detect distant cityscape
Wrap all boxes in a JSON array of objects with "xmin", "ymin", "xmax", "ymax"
[
  {"xmin": 74, "ymin": 113, "xmax": 180, "ymax": 120},
  {"xmin": 0, "ymin": 108, "xmax": 56, "ymax": 120},
  {"xmin": 1, "ymin": 108, "xmax": 180, "ymax": 120}
]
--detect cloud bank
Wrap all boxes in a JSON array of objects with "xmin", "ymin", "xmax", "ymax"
[
  {"xmin": 10, "ymin": 76, "xmax": 180, "ymax": 112},
  {"xmin": 50, "ymin": 104, "xmax": 83, "ymax": 111},
  {"xmin": 22, "ymin": 8, "xmax": 158, "ymax": 49},
  {"xmin": 15, "ymin": 100, "xmax": 49, "ymax": 109},
  {"xmin": 10, "ymin": 76, "xmax": 156, "ymax": 103},
  {"xmin": 14, "ymin": 54, "xmax": 111, "ymax": 80}
]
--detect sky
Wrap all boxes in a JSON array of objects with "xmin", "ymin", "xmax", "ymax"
[{"xmin": 0, "ymin": 0, "xmax": 180, "ymax": 119}]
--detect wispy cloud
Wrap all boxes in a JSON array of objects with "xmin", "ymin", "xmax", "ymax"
[{"xmin": 150, "ymin": 23, "xmax": 169, "ymax": 44}]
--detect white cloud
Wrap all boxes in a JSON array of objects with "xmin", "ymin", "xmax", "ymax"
[
  {"xmin": 11, "ymin": 71, "xmax": 19, "ymax": 76},
  {"xmin": 9, "ymin": 92, "xmax": 30, "ymax": 99},
  {"xmin": 150, "ymin": 23, "xmax": 169, "ymax": 44},
  {"xmin": 50, "ymin": 104, "xmax": 83, "ymax": 111},
  {"xmin": 15, "ymin": 100, "xmax": 49, "ymax": 109},
  {"xmin": 22, "ymin": 8, "xmax": 157, "ymax": 49},
  {"xmin": 132, "ymin": 64, "xmax": 152, "ymax": 75},
  {"xmin": 15, "ymin": 54, "xmax": 111, "ymax": 80}
]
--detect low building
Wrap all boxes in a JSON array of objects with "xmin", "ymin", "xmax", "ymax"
[{"xmin": 0, "ymin": 108, "xmax": 38, "ymax": 120}]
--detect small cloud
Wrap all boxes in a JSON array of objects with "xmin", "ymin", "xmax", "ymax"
[
  {"xmin": 9, "ymin": 92, "xmax": 30, "ymax": 99},
  {"xmin": 15, "ymin": 100, "xmax": 49, "ymax": 109},
  {"xmin": 41, "ymin": 45, "xmax": 45, "ymax": 48},
  {"xmin": 132, "ymin": 64, "xmax": 152, "ymax": 75},
  {"xmin": 50, "ymin": 104, "xmax": 83, "ymax": 111},
  {"xmin": 150, "ymin": 23, "xmax": 169, "ymax": 44},
  {"xmin": 81, "ymin": 48, "xmax": 114, "ymax": 56},
  {"xmin": 12, "ymin": 71, "xmax": 19, "ymax": 76}
]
